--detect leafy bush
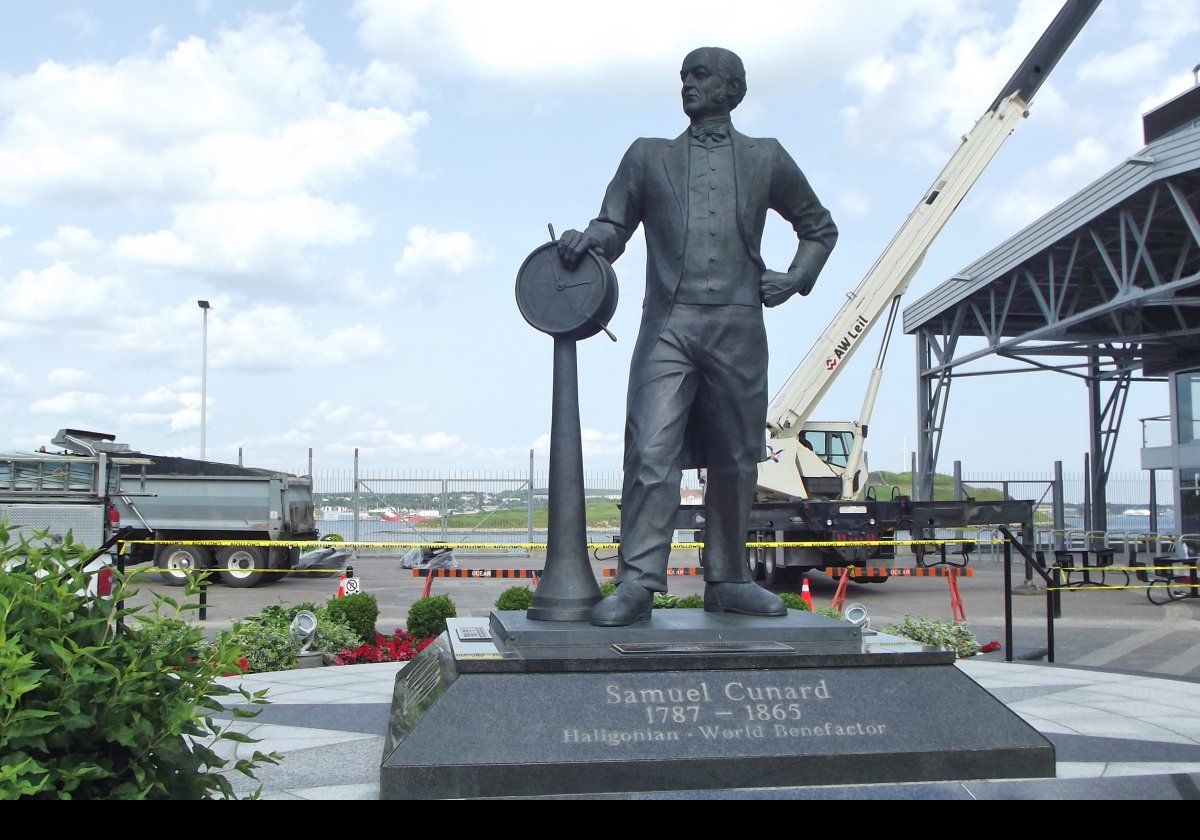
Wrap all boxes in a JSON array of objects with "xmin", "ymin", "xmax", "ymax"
[
  {"xmin": 780, "ymin": 592, "xmax": 808, "ymax": 611},
  {"xmin": 886, "ymin": 615, "xmax": 980, "ymax": 658},
  {"xmin": 600, "ymin": 581, "xmax": 617, "ymax": 597},
  {"xmin": 312, "ymin": 616, "xmax": 360, "ymax": 657},
  {"xmin": 324, "ymin": 593, "xmax": 379, "ymax": 643},
  {"xmin": 231, "ymin": 622, "xmax": 300, "ymax": 674},
  {"xmin": 0, "ymin": 526, "xmax": 275, "ymax": 800},
  {"xmin": 254, "ymin": 603, "xmax": 319, "ymax": 628},
  {"xmin": 495, "ymin": 586, "xmax": 534, "ymax": 611},
  {"xmin": 672, "ymin": 594, "xmax": 705, "ymax": 609},
  {"xmin": 334, "ymin": 630, "xmax": 434, "ymax": 665},
  {"xmin": 652, "ymin": 592, "xmax": 680, "ymax": 609},
  {"xmin": 777, "ymin": 594, "xmax": 844, "ymax": 620},
  {"xmin": 133, "ymin": 617, "xmax": 208, "ymax": 660},
  {"xmin": 406, "ymin": 595, "xmax": 457, "ymax": 640}
]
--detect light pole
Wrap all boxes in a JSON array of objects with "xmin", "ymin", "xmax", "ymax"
[{"xmin": 198, "ymin": 300, "xmax": 210, "ymax": 460}]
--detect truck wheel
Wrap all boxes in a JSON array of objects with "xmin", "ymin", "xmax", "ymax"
[
  {"xmin": 746, "ymin": 548, "xmax": 766, "ymax": 582},
  {"xmin": 157, "ymin": 545, "xmax": 209, "ymax": 587},
  {"xmin": 216, "ymin": 546, "xmax": 267, "ymax": 588},
  {"xmin": 764, "ymin": 552, "xmax": 790, "ymax": 589}
]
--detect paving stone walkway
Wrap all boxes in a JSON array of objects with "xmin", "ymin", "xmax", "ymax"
[{"xmin": 214, "ymin": 659, "xmax": 1200, "ymax": 799}]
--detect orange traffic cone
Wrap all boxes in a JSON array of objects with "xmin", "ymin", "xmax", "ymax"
[
  {"xmin": 335, "ymin": 571, "xmax": 346, "ymax": 599},
  {"xmin": 800, "ymin": 577, "xmax": 814, "ymax": 612}
]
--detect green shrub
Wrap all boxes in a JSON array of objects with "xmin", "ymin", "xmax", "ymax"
[
  {"xmin": 0, "ymin": 525, "xmax": 275, "ymax": 800},
  {"xmin": 780, "ymin": 592, "xmax": 808, "ymax": 611},
  {"xmin": 814, "ymin": 605, "xmax": 844, "ymax": 621},
  {"xmin": 231, "ymin": 622, "xmax": 300, "ymax": 673},
  {"xmin": 132, "ymin": 617, "xmax": 208, "ymax": 660},
  {"xmin": 407, "ymin": 595, "xmax": 457, "ymax": 640},
  {"xmin": 312, "ymin": 615, "xmax": 361, "ymax": 656},
  {"xmin": 254, "ymin": 603, "xmax": 319, "ymax": 629},
  {"xmin": 652, "ymin": 592, "xmax": 679, "ymax": 609},
  {"xmin": 324, "ymin": 593, "xmax": 379, "ymax": 643},
  {"xmin": 320, "ymin": 534, "xmax": 344, "ymax": 543},
  {"xmin": 672, "ymin": 594, "xmax": 705, "ymax": 609},
  {"xmin": 600, "ymin": 581, "xmax": 617, "ymax": 597},
  {"xmin": 495, "ymin": 586, "xmax": 534, "ymax": 611},
  {"xmin": 886, "ymin": 615, "xmax": 980, "ymax": 658}
]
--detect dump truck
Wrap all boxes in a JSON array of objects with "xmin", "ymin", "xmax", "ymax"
[{"xmin": 5, "ymin": 429, "xmax": 317, "ymax": 588}]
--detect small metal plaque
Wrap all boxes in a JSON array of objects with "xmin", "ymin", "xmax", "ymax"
[
  {"xmin": 611, "ymin": 642, "xmax": 793, "ymax": 656},
  {"xmin": 456, "ymin": 626, "xmax": 494, "ymax": 642}
]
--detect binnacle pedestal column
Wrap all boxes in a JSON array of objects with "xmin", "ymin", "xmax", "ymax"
[
  {"xmin": 527, "ymin": 336, "xmax": 599, "ymax": 620},
  {"xmin": 514, "ymin": 239, "xmax": 618, "ymax": 621}
]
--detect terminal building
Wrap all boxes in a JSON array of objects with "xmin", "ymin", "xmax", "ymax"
[{"xmin": 905, "ymin": 82, "xmax": 1200, "ymax": 538}]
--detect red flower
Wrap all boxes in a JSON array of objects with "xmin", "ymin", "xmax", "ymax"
[{"xmin": 332, "ymin": 630, "xmax": 438, "ymax": 665}]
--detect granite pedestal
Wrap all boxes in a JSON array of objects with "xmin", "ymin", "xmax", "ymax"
[{"xmin": 380, "ymin": 611, "xmax": 1054, "ymax": 799}]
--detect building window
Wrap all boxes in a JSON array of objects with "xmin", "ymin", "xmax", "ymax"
[
  {"xmin": 1178, "ymin": 370, "xmax": 1200, "ymax": 445},
  {"xmin": 1183, "ymin": 469, "xmax": 1200, "ymax": 535}
]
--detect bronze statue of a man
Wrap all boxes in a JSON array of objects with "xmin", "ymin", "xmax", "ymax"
[{"xmin": 558, "ymin": 47, "xmax": 838, "ymax": 626}]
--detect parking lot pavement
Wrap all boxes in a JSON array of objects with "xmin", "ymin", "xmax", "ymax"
[{"xmin": 127, "ymin": 550, "xmax": 1200, "ymax": 679}]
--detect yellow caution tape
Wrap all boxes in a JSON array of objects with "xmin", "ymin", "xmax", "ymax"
[
  {"xmin": 1050, "ymin": 566, "xmax": 1198, "ymax": 573},
  {"xmin": 131, "ymin": 568, "xmax": 348, "ymax": 576},
  {"xmin": 1045, "ymin": 584, "xmax": 1198, "ymax": 592},
  {"xmin": 121, "ymin": 537, "xmax": 1000, "ymax": 551}
]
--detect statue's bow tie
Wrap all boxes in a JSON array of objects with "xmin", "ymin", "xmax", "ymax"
[{"xmin": 691, "ymin": 125, "xmax": 728, "ymax": 143}]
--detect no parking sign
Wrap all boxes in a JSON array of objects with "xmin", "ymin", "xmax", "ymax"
[{"xmin": 343, "ymin": 577, "xmax": 361, "ymax": 596}]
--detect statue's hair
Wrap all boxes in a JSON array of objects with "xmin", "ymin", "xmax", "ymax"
[{"xmin": 686, "ymin": 47, "xmax": 747, "ymax": 109}]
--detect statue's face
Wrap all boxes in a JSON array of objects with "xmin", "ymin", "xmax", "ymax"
[{"xmin": 680, "ymin": 50, "xmax": 733, "ymax": 120}]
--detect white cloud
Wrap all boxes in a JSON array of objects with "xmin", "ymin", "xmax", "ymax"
[
  {"xmin": 36, "ymin": 225, "xmax": 105, "ymax": 260},
  {"xmin": 30, "ymin": 390, "xmax": 108, "ymax": 415},
  {"xmin": 1078, "ymin": 0, "xmax": 1200, "ymax": 87},
  {"xmin": 991, "ymin": 136, "xmax": 1113, "ymax": 230},
  {"xmin": 530, "ymin": 428, "xmax": 621, "ymax": 460},
  {"xmin": 112, "ymin": 195, "xmax": 372, "ymax": 275},
  {"xmin": 207, "ymin": 304, "xmax": 387, "ymax": 372},
  {"xmin": 0, "ymin": 263, "xmax": 129, "ymax": 323},
  {"xmin": 0, "ymin": 360, "xmax": 26, "ymax": 392},
  {"xmin": 841, "ymin": 1, "xmax": 1063, "ymax": 156},
  {"xmin": 1076, "ymin": 41, "xmax": 1164, "ymax": 86},
  {"xmin": 393, "ymin": 226, "xmax": 493, "ymax": 277},
  {"xmin": 102, "ymin": 298, "xmax": 386, "ymax": 373},
  {"xmin": 348, "ymin": 60, "xmax": 421, "ymax": 109},
  {"xmin": 0, "ymin": 14, "xmax": 428, "ymax": 207},
  {"xmin": 838, "ymin": 188, "xmax": 872, "ymax": 219},
  {"xmin": 0, "ymin": 225, "xmax": 12, "ymax": 239},
  {"xmin": 353, "ymin": 0, "xmax": 963, "ymax": 91},
  {"xmin": 48, "ymin": 367, "xmax": 89, "ymax": 386},
  {"xmin": 58, "ymin": 9, "xmax": 99, "ymax": 40},
  {"xmin": 29, "ymin": 381, "xmax": 205, "ymax": 435}
]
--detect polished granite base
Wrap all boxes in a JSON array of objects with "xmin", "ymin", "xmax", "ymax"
[{"xmin": 379, "ymin": 613, "xmax": 1055, "ymax": 799}]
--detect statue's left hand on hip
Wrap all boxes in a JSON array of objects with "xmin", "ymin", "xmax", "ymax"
[{"xmin": 760, "ymin": 270, "xmax": 801, "ymax": 307}]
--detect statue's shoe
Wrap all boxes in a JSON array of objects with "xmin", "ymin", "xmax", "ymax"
[
  {"xmin": 704, "ymin": 582, "xmax": 787, "ymax": 616},
  {"xmin": 590, "ymin": 582, "xmax": 654, "ymax": 627}
]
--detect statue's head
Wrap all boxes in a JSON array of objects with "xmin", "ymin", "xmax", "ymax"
[{"xmin": 680, "ymin": 47, "xmax": 747, "ymax": 121}]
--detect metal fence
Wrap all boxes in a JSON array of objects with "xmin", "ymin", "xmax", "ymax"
[
  {"xmin": 309, "ymin": 459, "xmax": 701, "ymax": 552},
  {"xmin": 299, "ymin": 453, "xmax": 1180, "ymax": 556}
]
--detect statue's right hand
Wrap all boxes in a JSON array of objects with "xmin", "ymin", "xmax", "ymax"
[{"xmin": 557, "ymin": 229, "xmax": 598, "ymax": 270}]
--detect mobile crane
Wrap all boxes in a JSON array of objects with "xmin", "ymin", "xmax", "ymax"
[{"xmin": 682, "ymin": 0, "xmax": 1103, "ymax": 584}]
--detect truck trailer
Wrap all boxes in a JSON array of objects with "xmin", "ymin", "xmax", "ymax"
[{"xmin": 4, "ymin": 429, "xmax": 317, "ymax": 588}]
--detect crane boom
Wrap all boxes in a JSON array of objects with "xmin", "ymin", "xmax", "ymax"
[{"xmin": 765, "ymin": 0, "xmax": 1101, "ymax": 440}]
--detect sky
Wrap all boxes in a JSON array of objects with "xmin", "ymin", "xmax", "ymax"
[{"xmin": 0, "ymin": 0, "xmax": 1197, "ymax": 478}]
